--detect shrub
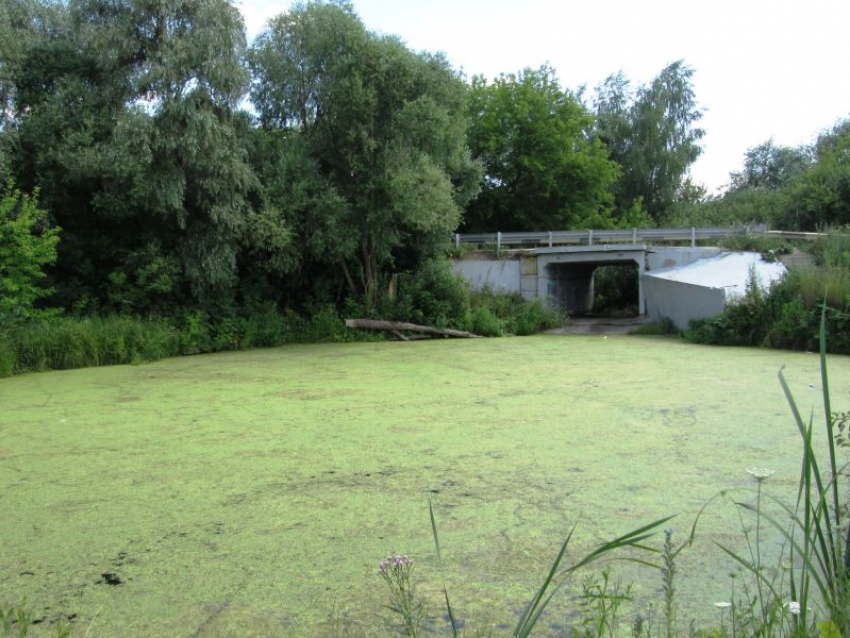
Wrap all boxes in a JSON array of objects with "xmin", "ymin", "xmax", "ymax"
[
  {"xmin": 685, "ymin": 268, "xmax": 850, "ymax": 354},
  {"xmin": 389, "ymin": 261, "xmax": 471, "ymax": 329},
  {"xmin": 467, "ymin": 306, "xmax": 504, "ymax": 337},
  {"xmin": 511, "ymin": 298, "xmax": 559, "ymax": 336},
  {"xmin": 240, "ymin": 303, "xmax": 290, "ymax": 348},
  {"xmin": 0, "ymin": 184, "xmax": 60, "ymax": 325}
]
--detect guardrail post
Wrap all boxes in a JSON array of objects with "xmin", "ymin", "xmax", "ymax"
[
  {"xmin": 496, "ymin": 231, "xmax": 502, "ymax": 257},
  {"xmin": 632, "ymin": 228, "xmax": 637, "ymax": 244},
  {"xmin": 588, "ymin": 229, "xmax": 594, "ymax": 246},
  {"xmin": 548, "ymin": 231, "xmax": 553, "ymax": 248},
  {"xmin": 691, "ymin": 227, "xmax": 696, "ymax": 247},
  {"xmin": 455, "ymin": 233, "xmax": 460, "ymax": 249}
]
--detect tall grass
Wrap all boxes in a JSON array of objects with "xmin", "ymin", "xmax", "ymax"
[{"xmin": 2, "ymin": 316, "xmax": 179, "ymax": 376}]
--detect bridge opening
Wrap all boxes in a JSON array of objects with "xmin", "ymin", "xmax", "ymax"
[
  {"xmin": 592, "ymin": 264, "xmax": 641, "ymax": 317},
  {"xmin": 545, "ymin": 261, "xmax": 640, "ymax": 317}
]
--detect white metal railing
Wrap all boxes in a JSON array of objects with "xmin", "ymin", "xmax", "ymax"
[{"xmin": 453, "ymin": 225, "xmax": 777, "ymax": 254}]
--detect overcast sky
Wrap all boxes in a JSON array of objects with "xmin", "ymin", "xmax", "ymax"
[{"xmin": 237, "ymin": 0, "xmax": 850, "ymax": 194}]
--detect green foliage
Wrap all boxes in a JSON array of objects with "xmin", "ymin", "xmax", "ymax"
[
  {"xmin": 0, "ymin": 601, "xmax": 70, "ymax": 638},
  {"xmin": 468, "ymin": 290, "xmax": 559, "ymax": 336},
  {"xmin": 4, "ymin": 0, "xmax": 255, "ymax": 309},
  {"xmin": 3, "ymin": 315, "xmax": 179, "ymax": 376},
  {"xmin": 593, "ymin": 265, "xmax": 640, "ymax": 316},
  {"xmin": 374, "ymin": 260, "xmax": 558, "ymax": 337},
  {"xmin": 711, "ymin": 314, "xmax": 850, "ymax": 636},
  {"xmin": 425, "ymin": 501, "xmax": 673, "ymax": 638},
  {"xmin": 0, "ymin": 184, "xmax": 60, "ymax": 325},
  {"xmin": 387, "ymin": 261, "xmax": 471, "ymax": 329},
  {"xmin": 467, "ymin": 305, "xmax": 503, "ymax": 337},
  {"xmin": 464, "ymin": 65, "xmax": 618, "ymax": 231},
  {"xmin": 810, "ymin": 230, "xmax": 850, "ymax": 269},
  {"xmin": 684, "ymin": 267, "xmax": 850, "ymax": 354},
  {"xmin": 716, "ymin": 235, "xmax": 794, "ymax": 258},
  {"xmin": 667, "ymin": 187, "xmax": 786, "ymax": 228},
  {"xmin": 629, "ymin": 317, "xmax": 679, "ymax": 336},
  {"xmin": 728, "ymin": 140, "xmax": 813, "ymax": 191},
  {"xmin": 678, "ymin": 119, "xmax": 850, "ymax": 232},
  {"xmin": 578, "ymin": 567, "xmax": 633, "ymax": 638},
  {"xmin": 594, "ymin": 62, "xmax": 705, "ymax": 223},
  {"xmin": 776, "ymin": 122, "xmax": 850, "ymax": 231},
  {"xmin": 249, "ymin": 1, "xmax": 481, "ymax": 306}
]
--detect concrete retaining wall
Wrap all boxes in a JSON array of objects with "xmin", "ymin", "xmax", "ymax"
[
  {"xmin": 451, "ymin": 258, "xmax": 521, "ymax": 294},
  {"xmin": 642, "ymin": 275, "xmax": 726, "ymax": 329}
]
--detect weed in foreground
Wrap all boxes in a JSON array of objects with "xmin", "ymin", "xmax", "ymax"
[{"xmin": 378, "ymin": 554, "xmax": 422, "ymax": 638}]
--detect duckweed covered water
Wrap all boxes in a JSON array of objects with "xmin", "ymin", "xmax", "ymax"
[{"xmin": 1, "ymin": 335, "xmax": 848, "ymax": 636}]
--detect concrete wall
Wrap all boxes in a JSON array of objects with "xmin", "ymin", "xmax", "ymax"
[
  {"xmin": 646, "ymin": 247, "xmax": 721, "ymax": 272},
  {"xmin": 642, "ymin": 274, "xmax": 726, "ymax": 329},
  {"xmin": 451, "ymin": 258, "xmax": 521, "ymax": 294}
]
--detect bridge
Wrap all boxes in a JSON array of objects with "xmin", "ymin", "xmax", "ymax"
[
  {"xmin": 453, "ymin": 225, "xmax": 824, "ymax": 253},
  {"xmin": 451, "ymin": 226, "xmax": 801, "ymax": 327}
]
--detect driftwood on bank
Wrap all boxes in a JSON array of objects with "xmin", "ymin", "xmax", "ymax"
[{"xmin": 345, "ymin": 319, "xmax": 482, "ymax": 339}]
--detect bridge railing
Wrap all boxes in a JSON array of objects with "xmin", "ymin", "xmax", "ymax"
[{"xmin": 453, "ymin": 225, "xmax": 773, "ymax": 253}]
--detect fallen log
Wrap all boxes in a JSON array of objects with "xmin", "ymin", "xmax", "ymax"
[{"xmin": 345, "ymin": 318, "xmax": 482, "ymax": 339}]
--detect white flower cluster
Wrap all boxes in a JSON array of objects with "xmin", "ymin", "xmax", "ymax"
[{"xmin": 746, "ymin": 468, "xmax": 775, "ymax": 481}]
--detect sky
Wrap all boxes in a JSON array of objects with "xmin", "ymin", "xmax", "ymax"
[{"xmin": 237, "ymin": 0, "xmax": 850, "ymax": 194}]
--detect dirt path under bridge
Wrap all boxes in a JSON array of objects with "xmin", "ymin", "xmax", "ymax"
[{"xmin": 545, "ymin": 316, "xmax": 647, "ymax": 335}]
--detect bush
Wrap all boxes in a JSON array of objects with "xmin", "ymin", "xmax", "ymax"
[
  {"xmin": 388, "ymin": 261, "xmax": 471, "ymax": 329},
  {"xmin": 467, "ymin": 289, "xmax": 560, "ymax": 336},
  {"xmin": 240, "ymin": 303, "xmax": 290, "ymax": 348},
  {"xmin": 467, "ymin": 306, "xmax": 503, "ymax": 337},
  {"xmin": 685, "ymin": 268, "xmax": 850, "ymax": 354}
]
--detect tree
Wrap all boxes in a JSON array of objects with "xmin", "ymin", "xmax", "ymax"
[
  {"xmin": 594, "ymin": 61, "xmax": 705, "ymax": 223},
  {"xmin": 463, "ymin": 66, "xmax": 618, "ymax": 232},
  {"xmin": 777, "ymin": 119, "xmax": 850, "ymax": 230},
  {"xmin": 729, "ymin": 140, "xmax": 812, "ymax": 191},
  {"xmin": 4, "ymin": 0, "xmax": 256, "ymax": 309},
  {"xmin": 0, "ymin": 183, "xmax": 59, "ymax": 324},
  {"xmin": 249, "ymin": 0, "xmax": 481, "ymax": 306}
]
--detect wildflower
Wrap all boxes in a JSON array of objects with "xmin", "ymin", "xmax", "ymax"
[
  {"xmin": 746, "ymin": 468, "xmax": 775, "ymax": 481},
  {"xmin": 785, "ymin": 601, "xmax": 801, "ymax": 615},
  {"xmin": 714, "ymin": 602, "xmax": 732, "ymax": 609},
  {"xmin": 378, "ymin": 554, "xmax": 413, "ymax": 577}
]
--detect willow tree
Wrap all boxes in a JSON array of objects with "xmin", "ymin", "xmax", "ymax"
[
  {"xmin": 249, "ymin": 0, "xmax": 481, "ymax": 307},
  {"xmin": 4, "ymin": 0, "xmax": 256, "ymax": 309}
]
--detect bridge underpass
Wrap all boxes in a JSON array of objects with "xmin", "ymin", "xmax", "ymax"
[
  {"xmin": 453, "ymin": 240, "xmax": 790, "ymax": 327},
  {"xmin": 522, "ymin": 245, "xmax": 647, "ymax": 315}
]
